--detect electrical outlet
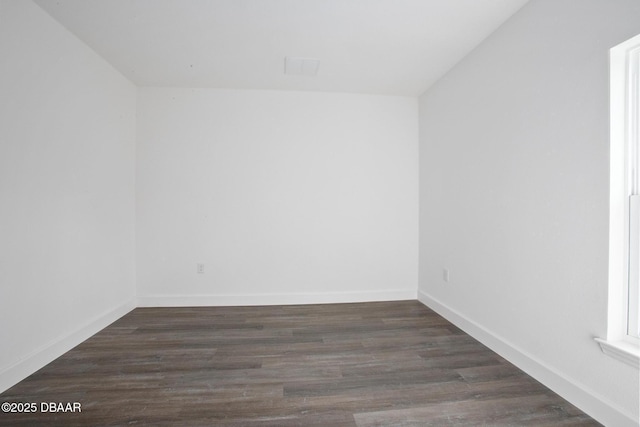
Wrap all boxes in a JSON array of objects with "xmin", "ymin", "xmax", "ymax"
[
  {"xmin": 197, "ymin": 263, "xmax": 205, "ymax": 274},
  {"xmin": 443, "ymin": 268, "xmax": 450, "ymax": 283}
]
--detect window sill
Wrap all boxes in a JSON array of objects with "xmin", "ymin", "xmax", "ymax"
[{"xmin": 595, "ymin": 338, "xmax": 640, "ymax": 369}]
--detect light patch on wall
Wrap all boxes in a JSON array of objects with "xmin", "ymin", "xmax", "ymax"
[{"xmin": 284, "ymin": 57, "xmax": 320, "ymax": 76}]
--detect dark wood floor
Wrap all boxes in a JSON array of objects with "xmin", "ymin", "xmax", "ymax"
[{"xmin": 0, "ymin": 300, "xmax": 599, "ymax": 426}]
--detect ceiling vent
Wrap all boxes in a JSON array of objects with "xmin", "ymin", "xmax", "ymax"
[{"xmin": 284, "ymin": 57, "xmax": 320, "ymax": 76}]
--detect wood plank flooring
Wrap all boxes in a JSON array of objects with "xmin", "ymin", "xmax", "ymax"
[{"xmin": 0, "ymin": 301, "xmax": 600, "ymax": 426}]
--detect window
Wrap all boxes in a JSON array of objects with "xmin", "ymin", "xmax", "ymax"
[
  {"xmin": 628, "ymin": 43, "xmax": 639, "ymax": 339},
  {"xmin": 596, "ymin": 34, "xmax": 640, "ymax": 367}
]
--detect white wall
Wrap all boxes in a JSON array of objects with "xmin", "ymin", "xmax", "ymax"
[
  {"xmin": 137, "ymin": 88, "xmax": 418, "ymax": 305},
  {"xmin": 0, "ymin": 0, "xmax": 137, "ymax": 391},
  {"xmin": 418, "ymin": 0, "xmax": 640, "ymax": 425}
]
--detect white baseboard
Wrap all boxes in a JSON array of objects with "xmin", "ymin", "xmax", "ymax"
[
  {"xmin": 0, "ymin": 298, "xmax": 136, "ymax": 394},
  {"xmin": 138, "ymin": 289, "xmax": 418, "ymax": 307},
  {"xmin": 418, "ymin": 290, "xmax": 637, "ymax": 427}
]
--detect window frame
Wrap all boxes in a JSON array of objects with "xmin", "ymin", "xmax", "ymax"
[
  {"xmin": 627, "ymin": 45, "xmax": 639, "ymax": 339},
  {"xmin": 596, "ymin": 33, "xmax": 640, "ymax": 368}
]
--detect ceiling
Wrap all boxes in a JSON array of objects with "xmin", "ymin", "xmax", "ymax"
[{"xmin": 34, "ymin": 0, "xmax": 530, "ymax": 96}]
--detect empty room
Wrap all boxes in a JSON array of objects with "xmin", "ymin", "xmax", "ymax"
[{"xmin": 1, "ymin": 0, "xmax": 639, "ymax": 425}]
